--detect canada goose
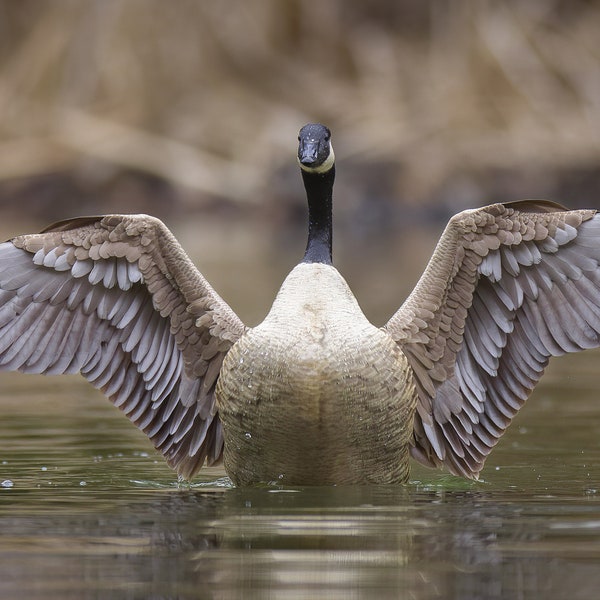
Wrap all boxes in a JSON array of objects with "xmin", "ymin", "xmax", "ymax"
[{"xmin": 1, "ymin": 123, "xmax": 600, "ymax": 485}]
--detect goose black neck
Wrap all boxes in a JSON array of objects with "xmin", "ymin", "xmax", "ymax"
[{"xmin": 301, "ymin": 166, "xmax": 335, "ymax": 265}]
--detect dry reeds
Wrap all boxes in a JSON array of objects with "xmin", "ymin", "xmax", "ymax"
[{"xmin": 0, "ymin": 0, "xmax": 599, "ymax": 213}]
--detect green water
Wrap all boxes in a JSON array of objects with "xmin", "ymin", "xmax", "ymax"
[
  {"xmin": 1, "ymin": 350, "xmax": 600, "ymax": 599},
  {"xmin": 1, "ymin": 221, "xmax": 600, "ymax": 598}
]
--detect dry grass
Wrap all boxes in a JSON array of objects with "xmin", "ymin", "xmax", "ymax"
[{"xmin": 0, "ymin": 0, "xmax": 599, "ymax": 218}]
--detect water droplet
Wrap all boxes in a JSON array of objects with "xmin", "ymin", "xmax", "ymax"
[
  {"xmin": 278, "ymin": 474, "xmax": 284, "ymax": 480},
  {"xmin": 1, "ymin": 480, "xmax": 14, "ymax": 488},
  {"xmin": 41, "ymin": 466, "xmax": 47, "ymax": 472},
  {"xmin": 239, "ymin": 358, "xmax": 244, "ymax": 364},
  {"xmin": 244, "ymin": 432, "xmax": 252, "ymax": 439},
  {"xmin": 79, "ymin": 481, "xmax": 87, "ymax": 486}
]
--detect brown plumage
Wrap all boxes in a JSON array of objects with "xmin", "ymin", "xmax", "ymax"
[{"xmin": 1, "ymin": 123, "xmax": 600, "ymax": 485}]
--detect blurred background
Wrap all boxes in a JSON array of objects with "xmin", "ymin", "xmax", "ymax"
[{"xmin": 0, "ymin": 0, "xmax": 599, "ymax": 323}]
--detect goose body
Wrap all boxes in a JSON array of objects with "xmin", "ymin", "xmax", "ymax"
[
  {"xmin": 217, "ymin": 263, "xmax": 416, "ymax": 485},
  {"xmin": 1, "ymin": 123, "xmax": 600, "ymax": 485}
]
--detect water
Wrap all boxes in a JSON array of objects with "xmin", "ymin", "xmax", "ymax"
[
  {"xmin": 0, "ymin": 350, "xmax": 600, "ymax": 599},
  {"xmin": 2, "ymin": 221, "xmax": 600, "ymax": 598}
]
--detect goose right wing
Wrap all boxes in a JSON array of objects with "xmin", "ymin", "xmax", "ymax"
[{"xmin": 384, "ymin": 201, "xmax": 600, "ymax": 479}]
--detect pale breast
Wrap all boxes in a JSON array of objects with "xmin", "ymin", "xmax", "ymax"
[{"xmin": 216, "ymin": 264, "xmax": 417, "ymax": 485}]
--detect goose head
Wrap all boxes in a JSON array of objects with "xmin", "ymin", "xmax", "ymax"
[
  {"xmin": 297, "ymin": 123, "xmax": 335, "ymax": 174},
  {"xmin": 297, "ymin": 123, "xmax": 335, "ymax": 265}
]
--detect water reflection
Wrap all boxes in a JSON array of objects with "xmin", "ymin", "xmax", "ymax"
[
  {"xmin": 2, "ymin": 481, "xmax": 600, "ymax": 599},
  {"xmin": 1, "ymin": 354, "xmax": 600, "ymax": 598}
]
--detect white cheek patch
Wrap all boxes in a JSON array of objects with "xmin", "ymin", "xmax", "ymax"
[{"xmin": 298, "ymin": 144, "xmax": 335, "ymax": 174}]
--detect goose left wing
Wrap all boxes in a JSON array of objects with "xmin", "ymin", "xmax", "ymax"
[
  {"xmin": 0, "ymin": 214, "xmax": 246, "ymax": 479},
  {"xmin": 384, "ymin": 200, "xmax": 600, "ymax": 478}
]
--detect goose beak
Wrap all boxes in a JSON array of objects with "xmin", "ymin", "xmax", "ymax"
[{"xmin": 298, "ymin": 140, "xmax": 320, "ymax": 167}]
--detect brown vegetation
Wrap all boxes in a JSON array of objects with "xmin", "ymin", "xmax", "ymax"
[{"xmin": 0, "ymin": 0, "xmax": 599, "ymax": 226}]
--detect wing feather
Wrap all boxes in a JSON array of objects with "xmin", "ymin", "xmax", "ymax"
[
  {"xmin": 385, "ymin": 201, "xmax": 600, "ymax": 478},
  {"xmin": 0, "ymin": 214, "xmax": 246, "ymax": 479}
]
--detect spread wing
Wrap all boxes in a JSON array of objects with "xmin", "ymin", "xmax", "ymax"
[
  {"xmin": 0, "ymin": 214, "xmax": 246, "ymax": 479},
  {"xmin": 384, "ymin": 200, "xmax": 600, "ymax": 478}
]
